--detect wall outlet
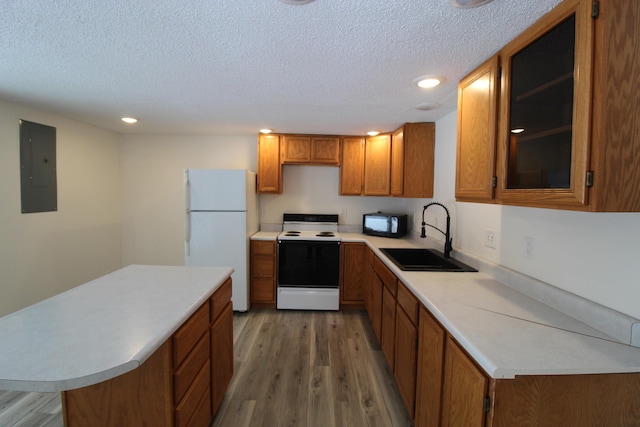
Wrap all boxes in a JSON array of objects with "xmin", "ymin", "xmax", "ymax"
[
  {"xmin": 261, "ymin": 207, "xmax": 267, "ymax": 217},
  {"xmin": 340, "ymin": 208, "xmax": 347, "ymax": 220},
  {"xmin": 523, "ymin": 236, "xmax": 535, "ymax": 260},
  {"xmin": 484, "ymin": 228, "xmax": 496, "ymax": 249}
]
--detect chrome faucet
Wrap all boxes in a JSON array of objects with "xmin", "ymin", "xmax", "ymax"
[{"xmin": 421, "ymin": 202, "xmax": 453, "ymax": 258}]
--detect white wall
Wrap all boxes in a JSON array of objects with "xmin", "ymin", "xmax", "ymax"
[
  {"xmin": 407, "ymin": 111, "xmax": 640, "ymax": 320},
  {"xmin": 0, "ymin": 100, "xmax": 122, "ymax": 317},
  {"xmin": 119, "ymin": 134, "xmax": 258, "ymax": 266},
  {"xmin": 260, "ymin": 165, "xmax": 408, "ymax": 227}
]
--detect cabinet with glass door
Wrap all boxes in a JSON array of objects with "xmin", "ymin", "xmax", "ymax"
[
  {"xmin": 495, "ymin": 0, "xmax": 640, "ymax": 211},
  {"xmin": 496, "ymin": 0, "xmax": 592, "ymax": 209}
]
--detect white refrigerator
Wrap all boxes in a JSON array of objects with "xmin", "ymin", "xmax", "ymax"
[{"xmin": 184, "ymin": 169, "xmax": 259, "ymax": 312}]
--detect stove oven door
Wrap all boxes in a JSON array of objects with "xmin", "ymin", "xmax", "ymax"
[{"xmin": 277, "ymin": 240, "xmax": 340, "ymax": 288}]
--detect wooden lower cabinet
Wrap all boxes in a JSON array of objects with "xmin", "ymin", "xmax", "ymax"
[
  {"xmin": 381, "ymin": 285, "xmax": 396, "ymax": 371},
  {"xmin": 363, "ymin": 247, "xmax": 374, "ymax": 317},
  {"xmin": 361, "ymin": 253, "xmax": 640, "ymax": 427},
  {"xmin": 415, "ymin": 307, "xmax": 445, "ymax": 427},
  {"xmin": 339, "ymin": 242, "xmax": 366, "ymax": 309},
  {"xmin": 394, "ymin": 299, "xmax": 418, "ymax": 418},
  {"xmin": 370, "ymin": 273, "xmax": 383, "ymax": 343},
  {"xmin": 489, "ymin": 372, "xmax": 640, "ymax": 426},
  {"xmin": 62, "ymin": 280, "xmax": 234, "ymax": 427},
  {"xmin": 415, "ymin": 304, "xmax": 640, "ymax": 427},
  {"xmin": 250, "ymin": 240, "xmax": 277, "ymax": 308},
  {"xmin": 210, "ymin": 280, "xmax": 233, "ymax": 416},
  {"xmin": 415, "ymin": 307, "xmax": 489, "ymax": 427},
  {"xmin": 62, "ymin": 341, "xmax": 174, "ymax": 427},
  {"xmin": 371, "ymin": 256, "xmax": 398, "ymax": 372},
  {"xmin": 441, "ymin": 337, "xmax": 489, "ymax": 427}
]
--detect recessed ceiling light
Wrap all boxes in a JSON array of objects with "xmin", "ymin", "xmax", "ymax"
[
  {"xmin": 367, "ymin": 131, "xmax": 380, "ymax": 136},
  {"xmin": 121, "ymin": 117, "xmax": 137, "ymax": 124},
  {"xmin": 413, "ymin": 76, "xmax": 445, "ymax": 89},
  {"xmin": 511, "ymin": 128, "xmax": 525, "ymax": 134},
  {"xmin": 415, "ymin": 103, "xmax": 440, "ymax": 111},
  {"xmin": 448, "ymin": 0, "xmax": 494, "ymax": 9},
  {"xmin": 278, "ymin": 0, "xmax": 315, "ymax": 5},
  {"xmin": 259, "ymin": 128, "xmax": 273, "ymax": 134}
]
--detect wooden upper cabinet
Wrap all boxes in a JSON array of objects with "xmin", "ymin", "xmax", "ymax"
[
  {"xmin": 390, "ymin": 128, "xmax": 405, "ymax": 196},
  {"xmin": 455, "ymin": 56, "xmax": 499, "ymax": 203},
  {"xmin": 457, "ymin": 0, "xmax": 640, "ymax": 211},
  {"xmin": 340, "ymin": 136, "xmax": 365, "ymax": 195},
  {"xmin": 363, "ymin": 133, "xmax": 392, "ymax": 196},
  {"xmin": 311, "ymin": 136, "xmax": 340, "ymax": 164},
  {"xmin": 495, "ymin": 0, "xmax": 593, "ymax": 209},
  {"xmin": 282, "ymin": 135, "xmax": 340, "ymax": 165},
  {"xmin": 587, "ymin": 0, "xmax": 640, "ymax": 212},
  {"xmin": 281, "ymin": 135, "xmax": 311, "ymax": 163},
  {"xmin": 257, "ymin": 134, "xmax": 282, "ymax": 193},
  {"xmin": 391, "ymin": 123, "xmax": 435, "ymax": 198}
]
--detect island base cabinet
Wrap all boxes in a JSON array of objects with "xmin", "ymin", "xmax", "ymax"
[
  {"xmin": 61, "ymin": 279, "xmax": 235, "ymax": 427},
  {"xmin": 211, "ymin": 301, "xmax": 233, "ymax": 414},
  {"xmin": 62, "ymin": 340, "xmax": 174, "ymax": 427}
]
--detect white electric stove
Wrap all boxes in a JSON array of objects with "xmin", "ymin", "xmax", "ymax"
[{"xmin": 276, "ymin": 214, "xmax": 341, "ymax": 310}]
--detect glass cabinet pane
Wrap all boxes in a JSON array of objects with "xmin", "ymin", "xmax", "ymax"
[{"xmin": 507, "ymin": 15, "xmax": 575, "ymax": 189}]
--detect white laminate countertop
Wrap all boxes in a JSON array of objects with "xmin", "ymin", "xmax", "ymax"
[
  {"xmin": 252, "ymin": 231, "xmax": 640, "ymax": 379},
  {"xmin": 0, "ymin": 265, "xmax": 233, "ymax": 392}
]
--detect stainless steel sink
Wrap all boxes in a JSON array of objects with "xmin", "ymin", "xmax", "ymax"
[{"xmin": 379, "ymin": 248, "xmax": 477, "ymax": 272}]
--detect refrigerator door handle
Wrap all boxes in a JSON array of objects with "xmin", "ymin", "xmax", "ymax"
[
  {"xmin": 184, "ymin": 170, "xmax": 191, "ymax": 257},
  {"xmin": 185, "ymin": 210, "xmax": 191, "ymax": 257}
]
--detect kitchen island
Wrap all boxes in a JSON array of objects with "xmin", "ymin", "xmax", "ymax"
[{"xmin": 0, "ymin": 264, "xmax": 234, "ymax": 426}]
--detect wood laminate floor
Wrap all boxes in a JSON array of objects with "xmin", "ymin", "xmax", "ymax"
[
  {"xmin": 0, "ymin": 390, "xmax": 63, "ymax": 427},
  {"xmin": 0, "ymin": 309, "xmax": 411, "ymax": 427}
]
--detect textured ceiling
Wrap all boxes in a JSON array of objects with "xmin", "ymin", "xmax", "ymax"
[{"xmin": 0, "ymin": 0, "xmax": 562, "ymax": 136}]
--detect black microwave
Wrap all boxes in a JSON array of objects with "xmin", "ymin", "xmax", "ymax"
[{"xmin": 362, "ymin": 212, "xmax": 407, "ymax": 238}]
